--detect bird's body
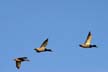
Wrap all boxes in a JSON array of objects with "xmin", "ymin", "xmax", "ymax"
[
  {"xmin": 36, "ymin": 47, "xmax": 46, "ymax": 52},
  {"xmin": 34, "ymin": 38, "xmax": 52, "ymax": 53},
  {"xmin": 80, "ymin": 44, "xmax": 97, "ymax": 48},
  {"xmin": 14, "ymin": 57, "xmax": 29, "ymax": 69},
  {"xmin": 79, "ymin": 32, "xmax": 97, "ymax": 48}
]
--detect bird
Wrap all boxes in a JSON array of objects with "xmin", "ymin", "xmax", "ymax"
[
  {"xmin": 34, "ymin": 38, "xmax": 52, "ymax": 53},
  {"xmin": 79, "ymin": 32, "xmax": 97, "ymax": 48},
  {"xmin": 14, "ymin": 57, "xmax": 29, "ymax": 69}
]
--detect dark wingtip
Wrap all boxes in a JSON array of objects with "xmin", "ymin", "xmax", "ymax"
[
  {"xmin": 89, "ymin": 31, "xmax": 91, "ymax": 34},
  {"xmin": 21, "ymin": 57, "xmax": 28, "ymax": 59},
  {"xmin": 88, "ymin": 32, "xmax": 92, "ymax": 36},
  {"xmin": 46, "ymin": 38, "xmax": 48, "ymax": 41}
]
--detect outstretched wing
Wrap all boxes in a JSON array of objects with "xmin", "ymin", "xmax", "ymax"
[
  {"xmin": 16, "ymin": 61, "xmax": 21, "ymax": 69},
  {"xmin": 18, "ymin": 57, "xmax": 27, "ymax": 61},
  {"xmin": 21, "ymin": 57, "xmax": 27, "ymax": 59},
  {"xmin": 84, "ymin": 32, "xmax": 92, "ymax": 45},
  {"xmin": 40, "ymin": 38, "xmax": 48, "ymax": 48}
]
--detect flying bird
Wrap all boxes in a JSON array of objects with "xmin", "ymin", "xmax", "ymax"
[
  {"xmin": 14, "ymin": 57, "xmax": 29, "ymax": 69},
  {"xmin": 79, "ymin": 32, "xmax": 97, "ymax": 48},
  {"xmin": 34, "ymin": 38, "xmax": 52, "ymax": 53}
]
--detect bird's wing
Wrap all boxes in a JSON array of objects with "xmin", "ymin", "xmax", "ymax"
[
  {"xmin": 20, "ymin": 57, "xmax": 27, "ymax": 59},
  {"xmin": 40, "ymin": 38, "xmax": 48, "ymax": 48},
  {"xmin": 16, "ymin": 61, "xmax": 21, "ymax": 69},
  {"xmin": 84, "ymin": 32, "xmax": 92, "ymax": 45},
  {"xmin": 18, "ymin": 57, "xmax": 27, "ymax": 61}
]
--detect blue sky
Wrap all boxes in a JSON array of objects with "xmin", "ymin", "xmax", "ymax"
[{"xmin": 0, "ymin": 0, "xmax": 108, "ymax": 72}]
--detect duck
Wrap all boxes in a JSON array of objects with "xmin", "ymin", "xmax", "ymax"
[
  {"xmin": 14, "ymin": 57, "xmax": 29, "ymax": 69},
  {"xmin": 79, "ymin": 32, "xmax": 97, "ymax": 48},
  {"xmin": 34, "ymin": 38, "xmax": 52, "ymax": 53}
]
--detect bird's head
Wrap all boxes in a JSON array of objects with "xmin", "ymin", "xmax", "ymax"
[
  {"xmin": 79, "ymin": 44, "xmax": 82, "ymax": 47},
  {"xmin": 34, "ymin": 48, "xmax": 37, "ymax": 50}
]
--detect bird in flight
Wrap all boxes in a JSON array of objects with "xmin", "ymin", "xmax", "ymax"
[
  {"xmin": 79, "ymin": 32, "xmax": 97, "ymax": 48},
  {"xmin": 34, "ymin": 38, "xmax": 52, "ymax": 53},
  {"xmin": 14, "ymin": 57, "xmax": 29, "ymax": 69}
]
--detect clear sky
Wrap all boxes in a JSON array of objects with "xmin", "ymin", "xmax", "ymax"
[{"xmin": 0, "ymin": 0, "xmax": 108, "ymax": 72}]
